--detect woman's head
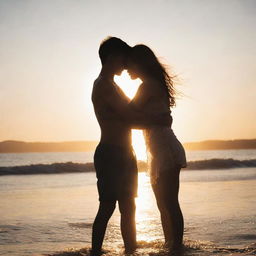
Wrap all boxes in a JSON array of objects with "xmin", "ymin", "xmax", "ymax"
[{"xmin": 127, "ymin": 44, "xmax": 176, "ymax": 107}]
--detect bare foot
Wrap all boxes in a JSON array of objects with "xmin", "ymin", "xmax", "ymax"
[
  {"xmin": 124, "ymin": 246, "xmax": 137, "ymax": 255},
  {"xmin": 89, "ymin": 249, "xmax": 108, "ymax": 256},
  {"xmin": 168, "ymin": 245, "xmax": 184, "ymax": 256}
]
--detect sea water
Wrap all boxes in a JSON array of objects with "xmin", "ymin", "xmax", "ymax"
[
  {"xmin": 0, "ymin": 149, "xmax": 255, "ymax": 167},
  {"xmin": 0, "ymin": 150, "xmax": 256, "ymax": 256}
]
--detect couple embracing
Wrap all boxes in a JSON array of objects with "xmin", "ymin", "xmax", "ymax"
[{"xmin": 91, "ymin": 37, "xmax": 186, "ymax": 255}]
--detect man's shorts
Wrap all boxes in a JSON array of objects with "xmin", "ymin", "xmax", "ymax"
[{"xmin": 94, "ymin": 143, "xmax": 138, "ymax": 201}]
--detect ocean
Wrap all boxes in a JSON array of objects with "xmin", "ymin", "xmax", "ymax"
[{"xmin": 0, "ymin": 150, "xmax": 256, "ymax": 256}]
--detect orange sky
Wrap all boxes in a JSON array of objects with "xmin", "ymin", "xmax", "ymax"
[{"xmin": 0, "ymin": 0, "xmax": 255, "ymax": 143}]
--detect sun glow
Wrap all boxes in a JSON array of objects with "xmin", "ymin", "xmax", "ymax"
[
  {"xmin": 114, "ymin": 71, "xmax": 147, "ymax": 161},
  {"xmin": 132, "ymin": 130, "xmax": 147, "ymax": 161},
  {"xmin": 114, "ymin": 70, "xmax": 141, "ymax": 99}
]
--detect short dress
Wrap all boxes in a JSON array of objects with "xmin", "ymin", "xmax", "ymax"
[
  {"xmin": 144, "ymin": 126, "xmax": 187, "ymax": 184},
  {"xmin": 94, "ymin": 143, "xmax": 138, "ymax": 201}
]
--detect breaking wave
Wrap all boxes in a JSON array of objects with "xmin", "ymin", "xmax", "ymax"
[
  {"xmin": 0, "ymin": 159, "xmax": 255, "ymax": 176},
  {"xmin": 186, "ymin": 158, "xmax": 256, "ymax": 170}
]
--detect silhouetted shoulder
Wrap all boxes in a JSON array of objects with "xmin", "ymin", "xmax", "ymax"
[
  {"xmin": 94, "ymin": 77, "xmax": 113, "ymax": 90},
  {"xmin": 93, "ymin": 76, "xmax": 104, "ymax": 90},
  {"xmin": 92, "ymin": 76, "xmax": 112, "ymax": 102}
]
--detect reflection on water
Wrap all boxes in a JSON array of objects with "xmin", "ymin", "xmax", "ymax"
[
  {"xmin": 0, "ymin": 170, "xmax": 256, "ymax": 255},
  {"xmin": 135, "ymin": 173, "xmax": 161, "ymax": 242},
  {"xmin": 136, "ymin": 173, "xmax": 153, "ymax": 222}
]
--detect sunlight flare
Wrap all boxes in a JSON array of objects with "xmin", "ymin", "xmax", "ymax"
[
  {"xmin": 132, "ymin": 130, "xmax": 147, "ymax": 161},
  {"xmin": 114, "ymin": 70, "xmax": 141, "ymax": 99}
]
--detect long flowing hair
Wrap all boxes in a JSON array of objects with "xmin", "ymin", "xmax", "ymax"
[{"xmin": 129, "ymin": 44, "xmax": 176, "ymax": 107}]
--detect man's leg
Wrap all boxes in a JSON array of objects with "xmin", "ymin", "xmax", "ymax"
[
  {"xmin": 118, "ymin": 198, "xmax": 137, "ymax": 253},
  {"xmin": 91, "ymin": 201, "xmax": 116, "ymax": 255}
]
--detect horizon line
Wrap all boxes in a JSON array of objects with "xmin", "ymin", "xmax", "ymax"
[{"xmin": 1, "ymin": 138, "xmax": 256, "ymax": 144}]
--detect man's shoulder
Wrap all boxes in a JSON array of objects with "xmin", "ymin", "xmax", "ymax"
[
  {"xmin": 93, "ymin": 76, "xmax": 102, "ymax": 85},
  {"xmin": 92, "ymin": 76, "xmax": 113, "ymax": 103},
  {"xmin": 93, "ymin": 76, "xmax": 112, "ymax": 91}
]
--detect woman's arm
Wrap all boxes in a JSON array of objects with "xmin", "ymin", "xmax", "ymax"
[
  {"xmin": 129, "ymin": 83, "xmax": 150, "ymax": 110},
  {"xmin": 128, "ymin": 83, "xmax": 172, "ymax": 129}
]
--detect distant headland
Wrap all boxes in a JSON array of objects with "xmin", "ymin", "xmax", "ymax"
[
  {"xmin": 183, "ymin": 139, "xmax": 256, "ymax": 150},
  {"xmin": 0, "ymin": 139, "xmax": 255, "ymax": 153},
  {"xmin": 0, "ymin": 140, "xmax": 98, "ymax": 153}
]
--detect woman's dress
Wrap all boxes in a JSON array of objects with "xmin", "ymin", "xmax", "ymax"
[{"xmin": 144, "ymin": 125, "xmax": 187, "ymax": 184}]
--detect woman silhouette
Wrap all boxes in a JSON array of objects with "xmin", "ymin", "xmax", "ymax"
[{"xmin": 127, "ymin": 44, "xmax": 187, "ymax": 251}]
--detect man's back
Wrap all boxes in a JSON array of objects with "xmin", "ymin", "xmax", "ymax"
[{"xmin": 92, "ymin": 76, "xmax": 132, "ymax": 147}]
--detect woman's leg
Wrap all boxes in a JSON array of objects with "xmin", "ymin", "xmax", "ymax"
[
  {"xmin": 118, "ymin": 198, "xmax": 137, "ymax": 253},
  {"xmin": 152, "ymin": 183, "xmax": 172, "ymax": 244},
  {"xmin": 165, "ymin": 166, "xmax": 184, "ymax": 249},
  {"xmin": 152, "ymin": 166, "xmax": 184, "ymax": 249},
  {"xmin": 91, "ymin": 201, "xmax": 116, "ymax": 255}
]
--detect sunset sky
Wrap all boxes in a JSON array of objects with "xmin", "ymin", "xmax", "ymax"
[{"xmin": 1, "ymin": 0, "xmax": 255, "ymax": 143}]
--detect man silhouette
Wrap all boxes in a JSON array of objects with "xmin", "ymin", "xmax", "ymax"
[{"xmin": 91, "ymin": 37, "xmax": 170, "ymax": 255}]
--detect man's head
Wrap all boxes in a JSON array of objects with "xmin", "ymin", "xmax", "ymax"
[{"xmin": 99, "ymin": 37, "xmax": 131, "ymax": 75}]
